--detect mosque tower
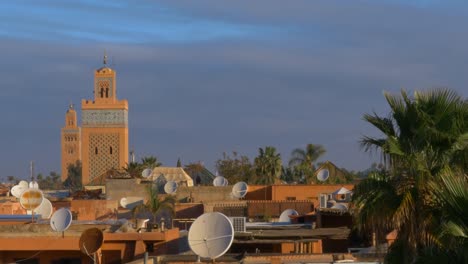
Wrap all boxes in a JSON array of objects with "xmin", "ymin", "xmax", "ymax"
[
  {"xmin": 79, "ymin": 54, "xmax": 129, "ymax": 184},
  {"xmin": 60, "ymin": 103, "xmax": 82, "ymax": 182}
]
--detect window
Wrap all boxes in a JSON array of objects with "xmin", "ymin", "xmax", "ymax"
[
  {"xmin": 110, "ymin": 146, "xmax": 113, "ymax": 154},
  {"xmin": 95, "ymin": 147, "xmax": 98, "ymax": 155}
]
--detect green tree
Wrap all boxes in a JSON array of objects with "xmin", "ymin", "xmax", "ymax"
[
  {"xmin": 123, "ymin": 161, "xmax": 143, "ymax": 178},
  {"xmin": 216, "ymin": 151, "xmax": 254, "ymax": 184},
  {"xmin": 176, "ymin": 158, "xmax": 182, "ymax": 167},
  {"xmin": 254, "ymin": 146, "xmax": 283, "ymax": 185},
  {"xmin": 289, "ymin": 144, "xmax": 326, "ymax": 182},
  {"xmin": 63, "ymin": 160, "xmax": 82, "ymax": 192},
  {"xmin": 133, "ymin": 184, "xmax": 176, "ymax": 224},
  {"xmin": 141, "ymin": 156, "xmax": 162, "ymax": 169},
  {"xmin": 352, "ymin": 89, "xmax": 468, "ymax": 263}
]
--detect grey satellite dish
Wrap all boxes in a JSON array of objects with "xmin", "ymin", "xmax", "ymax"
[
  {"xmin": 19, "ymin": 180, "xmax": 29, "ymax": 189},
  {"xmin": 317, "ymin": 168, "xmax": 330, "ymax": 182},
  {"xmin": 33, "ymin": 198, "xmax": 53, "ymax": 219},
  {"xmin": 11, "ymin": 185, "xmax": 27, "ymax": 198},
  {"xmin": 50, "ymin": 208, "xmax": 73, "ymax": 232},
  {"xmin": 232, "ymin": 182, "xmax": 248, "ymax": 199},
  {"xmin": 279, "ymin": 209, "xmax": 299, "ymax": 223},
  {"xmin": 141, "ymin": 168, "xmax": 152, "ymax": 178},
  {"xmin": 164, "ymin": 181, "xmax": 178, "ymax": 194},
  {"xmin": 213, "ymin": 176, "xmax": 228, "ymax": 187},
  {"xmin": 188, "ymin": 212, "xmax": 234, "ymax": 260},
  {"xmin": 29, "ymin": 181, "xmax": 39, "ymax": 189}
]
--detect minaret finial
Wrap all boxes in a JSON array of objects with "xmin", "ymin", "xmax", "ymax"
[{"xmin": 103, "ymin": 50, "xmax": 108, "ymax": 65}]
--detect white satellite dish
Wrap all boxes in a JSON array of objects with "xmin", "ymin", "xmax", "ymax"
[
  {"xmin": 232, "ymin": 182, "xmax": 248, "ymax": 199},
  {"xmin": 120, "ymin": 197, "xmax": 128, "ymax": 208},
  {"xmin": 19, "ymin": 180, "xmax": 29, "ymax": 189},
  {"xmin": 11, "ymin": 185, "xmax": 27, "ymax": 198},
  {"xmin": 50, "ymin": 208, "xmax": 73, "ymax": 232},
  {"xmin": 164, "ymin": 181, "xmax": 178, "ymax": 194},
  {"xmin": 34, "ymin": 198, "xmax": 53, "ymax": 219},
  {"xmin": 279, "ymin": 209, "xmax": 299, "ymax": 223},
  {"xmin": 213, "ymin": 176, "xmax": 228, "ymax": 187},
  {"xmin": 317, "ymin": 168, "xmax": 330, "ymax": 182},
  {"xmin": 188, "ymin": 212, "xmax": 234, "ymax": 260},
  {"xmin": 331, "ymin": 203, "xmax": 348, "ymax": 211},
  {"xmin": 141, "ymin": 168, "xmax": 152, "ymax": 178},
  {"xmin": 120, "ymin": 197, "xmax": 143, "ymax": 210},
  {"xmin": 29, "ymin": 181, "xmax": 39, "ymax": 189}
]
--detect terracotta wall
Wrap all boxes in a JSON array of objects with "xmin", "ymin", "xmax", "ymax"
[
  {"xmin": 0, "ymin": 201, "xmax": 25, "ymax": 215},
  {"xmin": 71, "ymin": 200, "xmax": 118, "ymax": 220},
  {"xmin": 246, "ymin": 200, "xmax": 314, "ymax": 219},
  {"xmin": 270, "ymin": 184, "xmax": 354, "ymax": 201}
]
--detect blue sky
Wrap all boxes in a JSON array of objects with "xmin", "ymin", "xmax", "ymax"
[{"xmin": 1, "ymin": 0, "xmax": 467, "ymax": 179}]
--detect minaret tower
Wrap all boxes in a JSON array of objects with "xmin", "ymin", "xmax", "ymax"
[
  {"xmin": 80, "ymin": 54, "xmax": 129, "ymax": 184},
  {"xmin": 61, "ymin": 103, "xmax": 82, "ymax": 181}
]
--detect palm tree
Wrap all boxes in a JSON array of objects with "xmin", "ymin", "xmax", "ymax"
[
  {"xmin": 141, "ymin": 156, "xmax": 162, "ymax": 169},
  {"xmin": 133, "ymin": 184, "xmax": 176, "ymax": 225},
  {"xmin": 353, "ymin": 89, "xmax": 467, "ymax": 263},
  {"xmin": 123, "ymin": 161, "xmax": 142, "ymax": 178},
  {"xmin": 289, "ymin": 144, "xmax": 326, "ymax": 183},
  {"xmin": 254, "ymin": 146, "xmax": 282, "ymax": 185}
]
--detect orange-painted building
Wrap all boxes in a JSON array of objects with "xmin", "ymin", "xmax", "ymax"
[{"xmin": 61, "ymin": 55, "xmax": 129, "ymax": 185}]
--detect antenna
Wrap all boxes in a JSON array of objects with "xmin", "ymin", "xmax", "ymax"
[
  {"xmin": 50, "ymin": 208, "xmax": 73, "ymax": 238},
  {"xmin": 188, "ymin": 212, "xmax": 234, "ymax": 260},
  {"xmin": 164, "ymin": 181, "xmax": 178, "ymax": 194},
  {"xmin": 213, "ymin": 176, "xmax": 228, "ymax": 187},
  {"xmin": 231, "ymin": 182, "xmax": 248, "ymax": 199},
  {"xmin": 30, "ymin": 161, "xmax": 34, "ymax": 182},
  {"xmin": 278, "ymin": 209, "xmax": 299, "ymax": 223},
  {"xmin": 316, "ymin": 168, "xmax": 330, "ymax": 182}
]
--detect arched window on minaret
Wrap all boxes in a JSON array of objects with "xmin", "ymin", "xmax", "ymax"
[
  {"xmin": 95, "ymin": 147, "xmax": 98, "ymax": 155},
  {"xmin": 100, "ymin": 88, "xmax": 104, "ymax": 98},
  {"xmin": 110, "ymin": 146, "xmax": 113, "ymax": 154}
]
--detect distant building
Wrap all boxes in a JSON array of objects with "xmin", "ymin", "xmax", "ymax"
[{"xmin": 61, "ymin": 55, "xmax": 129, "ymax": 185}]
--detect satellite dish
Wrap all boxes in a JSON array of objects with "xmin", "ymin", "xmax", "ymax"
[
  {"xmin": 19, "ymin": 189, "xmax": 44, "ymax": 211},
  {"xmin": 164, "ymin": 181, "xmax": 178, "ymax": 194},
  {"xmin": 19, "ymin": 180, "xmax": 29, "ymax": 189},
  {"xmin": 79, "ymin": 228, "xmax": 104, "ymax": 255},
  {"xmin": 188, "ymin": 212, "xmax": 234, "ymax": 260},
  {"xmin": 141, "ymin": 168, "xmax": 152, "ymax": 178},
  {"xmin": 50, "ymin": 208, "xmax": 73, "ymax": 232},
  {"xmin": 11, "ymin": 185, "xmax": 27, "ymax": 198},
  {"xmin": 213, "ymin": 176, "xmax": 228, "ymax": 187},
  {"xmin": 232, "ymin": 182, "xmax": 248, "ymax": 198},
  {"xmin": 29, "ymin": 181, "xmax": 39, "ymax": 189},
  {"xmin": 317, "ymin": 168, "xmax": 330, "ymax": 182},
  {"xmin": 119, "ymin": 197, "xmax": 143, "ymax": 210},
  {"xmin": 33, "ymin": 198, "xmax": 53, "ymax": 219},
  {"xmin": 120, "ymin": 197, "xmax": 128, "ymax": 208},
  {"xmin": 331, "ymin": 203, "xmax": 348, "ymax": 211},
  {"xmin": 279, "ymin": 209, "xmax": 299, "ymax": 223}
]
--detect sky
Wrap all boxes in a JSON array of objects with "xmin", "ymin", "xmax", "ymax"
[{"xmin": 1, "ymin": 0, "xmax": 467, "ymax": 179}]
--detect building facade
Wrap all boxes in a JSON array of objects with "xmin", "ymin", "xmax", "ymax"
[{"xmin": 61, "ymin": 56, "xmax": 129, "ymax": 185}]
